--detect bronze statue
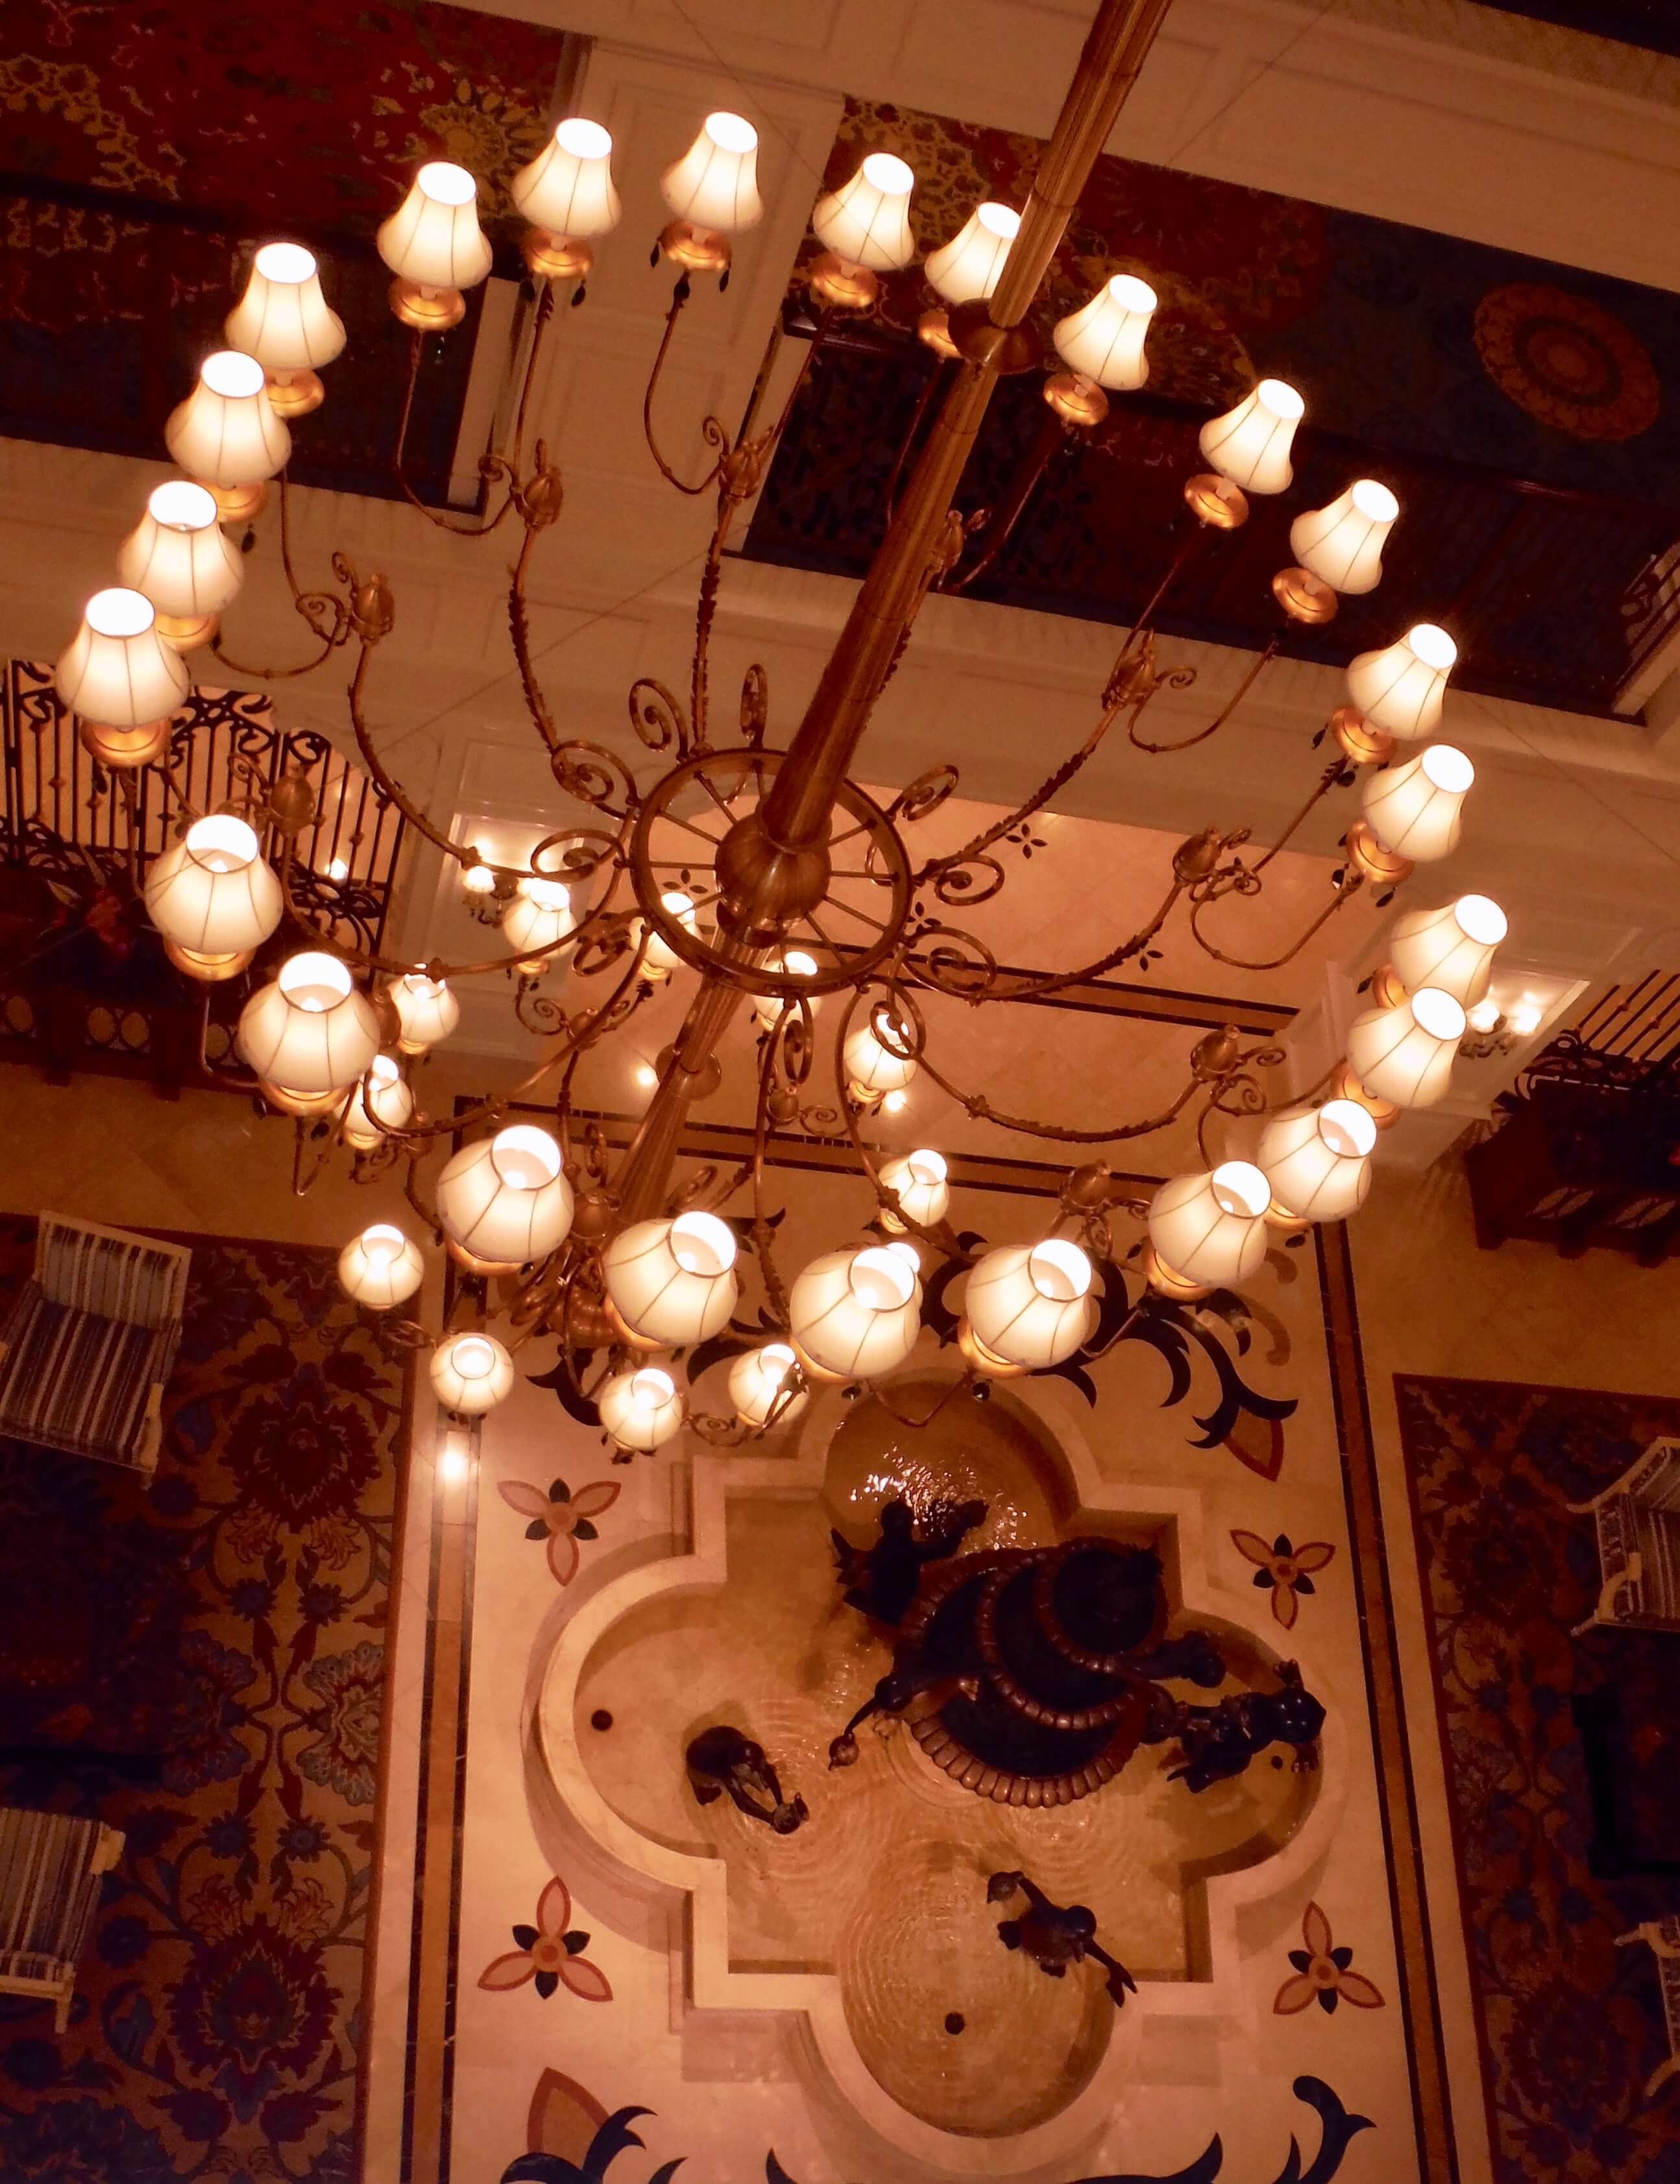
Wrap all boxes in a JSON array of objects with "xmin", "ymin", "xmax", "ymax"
[
  {"xmin": 986, "ymin": 1871, "xmax": 1136, "ymax": 2006},
  {"xmin": 831, "ymin": 1495, "xmax": 988, "ymax": 1625},
  {"xmin": 827, "ymin": 1631, "xmax": 980, "ymax": 1768},
  {"xmin": 685, "ymin": 1725, "xmax": 809, "ymax": 1834},
  {"xmin": 1159, "ymin": 1660, "xmax": 1325, "ymax": 1792}
]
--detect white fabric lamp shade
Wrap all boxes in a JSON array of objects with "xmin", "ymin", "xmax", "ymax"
[
  {"xmin": 844, "ymin": 1013, "xmax": 918, "ymax": 1097},
  {"xmin": 1289, "ymin": 478, "xmax": 1398, "ymax": 596},
  {"xmin": 55, "ymin": 588, "xmax": 189, "ymax": 727},
  {"xmin": 1362, "ymin": 744, "xmax": 1474, "ymax": 863},
  {"xmin": 1256, "ymin": 1100, "xmax": 1376, "ymax": 1222},
  {"xmin": 338, "ymin": 1223, "xmax": 424, "ymax": 1309},
  {"xmin": 1197, "ymin": 378, "xmax": 1304, "ymax": 495},
  {"xmin": 603, "ymin": 1212, "xmax": 739, "ymax": 1350},
  {"xmin": 598, "ymin": 1366, "xmax": 687, "ymax": 1453},
  {"xmin": 1346, "ymin": 986, "xmax": 1465, "ymax": 1108},
  {"xmin": 1052, "ymin": 274, "xmax": 1156, "ymax": 391},
  {"xmin": 224, "ymin": 243, "xmax": 345, "ymax": 371},
  {"xmin": 502, "ymin": 877, "xmax": 576, "ymax": 970},
  {"xmin": 430, "ymin": 1331, "xmax": 514, "ymax": 1415},
  {"xmin": 811, "ymin": 152, "xmax": 916, "ymax": 273},
  {"xmin": 729, "ymin": 1342, "xmax": 807, "ymax": 1429},
  {"xmin": 511, "ymin": 118, "xmax": 622, "ymax": 240},
  {"xmin": 1388, "ymin": 893, "xmax": 1506, "ymax": 1006},
  {"xmin": 790, "ymin": 1242, "xmax": 923, "ymax": 1382},
  {"xmin": 1346, "ymin": 624, "xmax": 1456, "ymax": 738},
  {"xmin": 644, "ymin": 891, "xmax": 700, "ymax": 976},
  {"xmin": 1147, "ymin": 1161, "xmax": 1271, "ymax": 1286},
  {"xmin": 343, "ymin": 1054, "xmax": 413, "ymax": 1150},
  {"xmin": 390, "ymin": 970, "xmax": 460, "ymax": 1052},
  {"xmin": 435, "ymin": 1124, "xmax": 573, "ymax": 1268},
  {"xmin": 118, "ymin": 482, "xmax": 245, "ymax": 620},
  {"xmin": 751, "ymin": 949, "xmax": 818, "ymax": 1030},
  {"xmin": 378, "ymin": 162, "xmax": 493, "ymax": 290},
  {"xmin": 964, "ymin": 1238, "xmax": 1097, "ymax": 1372},
  {"xmin": 236, "ymin": 951, "xmax": 382, "ymax": 1095},
  {"xmin": 661, "ymin": 112, "xmax": 763, "ymax": 234},
  {"xmin": 164, "ymin": 350, "xmax": 291, "ymax": 487},
  {"xmin": 878, "ymin": 1148, "xmax": 949, "ymax": 1232},
  {"xmin": 925, "ymin": 200, "xmax": 1019, "ymax": 306},
  {"xmin": 145, "ymin": 814, "xmax": 281, "ymax": 956}
]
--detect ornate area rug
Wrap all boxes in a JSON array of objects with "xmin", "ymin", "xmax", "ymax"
[
  {"xmin": 0, "ymin": 1220, "xmax": 404, "ymax": 2182},
  {"xmin": 1398, "ymin": 1375, "xmax": 1680, "ymax": 2183}
]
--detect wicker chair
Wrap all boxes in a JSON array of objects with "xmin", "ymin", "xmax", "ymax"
[
  {"xmin": 0, "ymin": 1215, "xmax": 190, "ymax": 1476},
  {"xmin": 1568, "ymin": 1437, "xmax": 1680, "ymax": 1638},
  {"xmin": 1618, "ymin": 1918, "xmax": 1680, "ymax": 2097},
  {"xmin": 0, "ymin": 1807, "xmax": 123, "ymax": 2032}
]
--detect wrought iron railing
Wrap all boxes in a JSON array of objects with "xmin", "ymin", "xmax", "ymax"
[
  {"xmin": 1, "ymin": 659, "xmax": 409, "ymax": 1090},
  {"xmin": 1523, "ymin": 975, "xmax": 1680, "ymax": 1093}
]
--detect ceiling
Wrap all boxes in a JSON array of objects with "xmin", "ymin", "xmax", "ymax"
[
  {"xmin": 0, "ymin": 0, "xmax": 577, "ymax": 502},
  {"xmin": 740, "ymin": 91, "xmax": 1680, "ymax": 718}
]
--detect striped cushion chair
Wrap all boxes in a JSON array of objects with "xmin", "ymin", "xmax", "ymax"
[
  {"xmin": 0, "ymin": 1215, "xmax": 191, "ymax": 1476},
  {"xmin": 1616, "ymin": 1917, "xmax": 1680, "ymax": 2097},
  {"xmin": 1570, "ymin": 1437, "xmax": 1680, "ymax": 1636},
  {"xmin": 0, "ymin": 1808, "xmax": 123, "ymax": 2033}
]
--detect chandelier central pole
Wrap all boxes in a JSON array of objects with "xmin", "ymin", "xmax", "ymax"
[
  {"xmin": 612, "ymin": 0, "xmax": 1176, "ymax": 1222},
  {"xmin": 754, "ymin": 0, "xmax": 1174, "ymax": 858}
]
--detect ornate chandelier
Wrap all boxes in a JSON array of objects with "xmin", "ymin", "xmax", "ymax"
[{"xmin": 51, "ymin": 0, "xmax": 1507, "ymax": 1455}]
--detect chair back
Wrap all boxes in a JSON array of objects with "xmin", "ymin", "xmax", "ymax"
[{"xmin": 34, "ymin": 1215, "xmax": 189, "ymax": 1332}]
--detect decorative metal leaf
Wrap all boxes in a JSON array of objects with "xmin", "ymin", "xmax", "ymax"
[{"xmin": 528, "ymin": 1353, "xmax": 603, "ymax": 1432}]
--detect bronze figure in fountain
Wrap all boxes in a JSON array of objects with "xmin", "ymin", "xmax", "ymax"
[
  {"xmin": 828, "ymin": 1524, "xmax": 1324, "ymax": 1808},
  {"xmin": 685, "ymin": 1725, "xmax": 809, "ymax": 1834},
  {"xmin": 986, "ymin": 1871, "xmax": 1138, "ymax": 2006}
]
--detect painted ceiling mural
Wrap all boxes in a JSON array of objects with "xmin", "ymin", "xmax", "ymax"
[
  {"xmin": 0, "ymin": 0, "xmax": 570, "ymax": 500},
  {"xmin": 743, "ymin": 95, "xmax": 1680, "ymax": 717}
]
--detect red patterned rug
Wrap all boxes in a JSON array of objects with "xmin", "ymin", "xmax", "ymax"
[
  {"xmin": 0, "ymin": 1220, "xmax": 405, "ymax": 2182},
  {"xmin": 1398, "ymin": 1375, "xmax": 1680, "ymax": 2183}
]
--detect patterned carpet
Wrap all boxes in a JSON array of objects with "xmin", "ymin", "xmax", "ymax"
[
  {"xmin": 1398, "ymin": 1376, "xmax": 1680, "ymax": 2183},
  {"xmin": 0, "ymin": 1220, "xmax": 404, "ymax": 2182}
]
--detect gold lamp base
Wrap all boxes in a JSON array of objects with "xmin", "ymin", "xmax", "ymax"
[
  {"xmin": 1369, "ymin": 961, "xmax": 1408, "ymax": 1010},
  {"xmin": 165, "ymin": 941, "xmax": 252, "ymax": 984},
  {"xmin": 788, "ymin": 1335, "xmax": 851, "ymax": 1388},
  {"xmin": 658, "ymin": 220, "xmax": 731, "ymax": 275},
  {"xmin": 957, "ymin": 1316, "xmax": 1029, "ymax": 1379},
  {"xmin": 443, "ymin": 1237, "xmax": 522, "ymax": 1278},
  {"xmin": 389, "ymin": 278, "xmax": 466, "ymax": 332},
  {"xmin": 602, "ymin": 1295, "xmax": 664, "ymax": 1354},
  {"xmin": 1343, "ymin": 819, "xmax": 1413, "ymax": 889},
  {"xmin": 1139, "ymin": 1241, "xmax": 1211, "ymax": 1303},
  {"xmin": 1330, "ymin": 707, "xmax": 1393, "ymax": 766},
  {"xmin": 1332, "ymin": 1062, "xmax": 1400, "ymax": 1132},
  {"xmin": 1263, "ymin": 1200, "xmax": 1313, "ymax": 1237},
  {"xmin": 76, "ymin": 717, "xmax": 170, "ymax": 770},
  {"xmin": 258, "ymin": 1079, "xmax": 348, "ymax": 1120},
  {"xmin": 153, "ymin": 609, "xmax": 218, "ymax": 652},
  {"xmin": 204, "ymin": 478, "xmax": 268, "ymax": 524},
  {"xmin": 522, "ymin": 229, "xmax": 593, "ymax": 282},
  {"xmin": 807, "ymin": 250, "xmax": 879, "ymax": 311},
  {"xmin": 265, "ymin": 369, "xmax": 324, "ymax": 418},
  {"xmin": 1184, "ymin": 472, "xmax": 1248, "ymax": 530},
  {"xmin": 916, "ymin": 306, "xmax": 959, "ymax": 360},
  {"xmin": 1272, "ymin": 565, "xmax": 1339, "ymax": 625},
  {"xmin": 1043, "ymin": 370, "xmax": 1110, "ymax": 428}
]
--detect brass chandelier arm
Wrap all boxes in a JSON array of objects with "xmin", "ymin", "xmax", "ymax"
[
  {"xmin": 940, "ymin": 401, "xmax": 1067, "ymax": 597},
  {"xmin": 507, "ymin": 525, "xmax": 561, "ymax": 754},
  {"xmin": 1187, "ymin": 871, "xmax": 1365, "ymax": 973},
  {"xmin": 642, "ymin": 276, "xmax": 730, "ymax": 496},
  {"xmin": 916, "ymin": 645, "xmax": 1194, "ymax": 897},
  {"xmin": 389, "ymin": 288, "xmax": 557, "ymax": 539},
  {"xmin": 210, "ymin": 477, "xmax": 350, "ymax": 680},
  {"xmin": 1130, "ymin": 634, "xmax": 1279, "ymax": 756}
]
